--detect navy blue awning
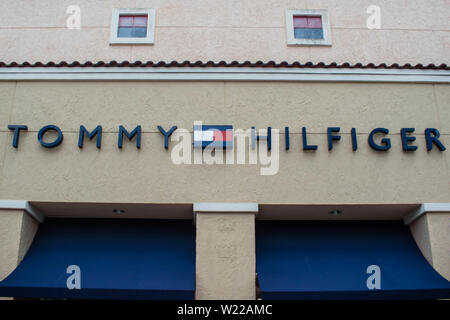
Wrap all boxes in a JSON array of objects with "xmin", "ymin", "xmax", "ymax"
[
  {"xmin": 0, "ymin": 218, "xmax": 195, "ymax": 300},
  {"xmin": 256, "ymin": 221, "xmax": 450, "ymax": 299}
]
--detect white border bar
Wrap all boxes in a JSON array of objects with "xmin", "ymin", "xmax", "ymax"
[
  {"xmin": 404, "ymin": 203, "xmax": 450, "ymax": 225},
  {"xmin": 193, "ymin": 202, "xmax": 258, "ymax": 225},
  {"xmin": 194, "ymin": 202, "xmax": 259, "ymax": 213},
  {"xmin": 0, "ymin": 67, "xmax": 449, "ymax": 83},
  {"xmin": 0, "ymin": 200, "xmax": 45, "ymax": 223}
]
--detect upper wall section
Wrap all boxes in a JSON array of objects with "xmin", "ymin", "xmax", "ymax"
[
  {"xmin": 0, "ymin": 0, "xmax": 449, "ymax": 64},
  {"xmin": 0, "ymin": 81, "xmax": 449, "ymax": 205}
]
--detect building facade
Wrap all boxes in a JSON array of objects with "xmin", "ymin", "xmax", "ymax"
[{"xmin": 0, "ymin": 0, "xmax": 449, "ymax": 299}]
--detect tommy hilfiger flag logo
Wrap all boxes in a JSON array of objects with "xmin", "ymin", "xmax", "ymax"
[{"xmin": 193, "ymin": 124, "xmax": 233, "ymax": 148}]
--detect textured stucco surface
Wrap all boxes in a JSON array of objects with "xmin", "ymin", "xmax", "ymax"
[
  {"xmin": 0, "ymin": 210, "xmax": 22, "ymax": 282},
  {"xmin": 434, "ymin": 84, "xmax": 450, "ymax": 134},
  {"xmin": 196, "ymin": 213, "xmax": 256, "ymax": 300},
  {"xmin": 18, "ymin": 212, "xmax": 39, "ymax": 263},
  {"xmin": 427, "ymin": 213, "xmax": 450, "ymax": 280},
  {"xmin": 410, "ymin": 214, "xmax": 433, "ymax": 265},
  {"xmin": 0, "ymin": 81, "xmax": 448, "ymax": 205},
  {"xmin": 0, "ymin": 210, "xmax": 38, "ymax": 282},
  {"xmin": 0, "ymin": 82, "xmax": 15, "ymax": 129},
  {"xmin": 0, "ymin": 80, "xmax": 448, "ymax": 299},
  {"xmin": 410, "ymin": 212, "xmax": 450, "ymax": 281},
  {"xmin": 0, "ymin": 0, "xmax": 449, "ymax": 64}
]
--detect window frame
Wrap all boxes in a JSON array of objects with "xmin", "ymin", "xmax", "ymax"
[
  {"xmin": 110, "ymin": 8, "xmax": 156, "ymax": 45},
  {"xmin": 285, "ymin": 9, "xmax": 332, "ymax": 46}
]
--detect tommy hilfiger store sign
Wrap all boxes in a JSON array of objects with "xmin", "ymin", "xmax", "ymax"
[{"xmin": 6, "ymin": 121, "xmax": 446, "ymax": 175}]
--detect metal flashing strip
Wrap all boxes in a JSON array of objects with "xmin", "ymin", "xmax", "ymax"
[
  {"xmin": 0, "ymin": 200, "xmax": 45, "ymax": 223},
  {"xmin": 194, "ymin": 202, "xmax": 259, "ymax": 213},
  {"xmin": 403, "ymin": 203, "xmax": 450, "ymax": 225},
  {"xmin": 193, "ymin": 202, "xmax": 259, "ymax": 224},
  {"xmin": 0, "ymin": 67, "xmax": 449, "ymax": 83}
]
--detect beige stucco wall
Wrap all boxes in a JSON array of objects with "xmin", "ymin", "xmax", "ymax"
[
  {"xmin": 0, "ymin": 79, "xmax": 448, "ymax": 299},
  {"xmin": 427, "ymin": 213, "xmax": 450, "ymax": 280},
  {"xmin": 18, "ymin": 212, "xmax": 39, "ymax": 263},
  {"xmin": 0, "ymin": 210, "xmax": 39, "ymax": 282},
  {"xmin": 410, "ymin": 214, "xmax": 433, "ymax": 265},
  {"xmin": 0, "ymin": 210, "xmax": 23, "ymax": 282},
  {"xmin": 196, "ymin": 213, "xmax": 256, "ymax": 299},
  {"xmin": 0, "ymin": 0, "xmax": 448, "ymax": 64},
  {"xmin": 410, "ymin": 212, "xmax": 450, "ymax": 280},
  {"xmin": 0, "ymin": 81, "xmax": 448, "ymax": 205}
]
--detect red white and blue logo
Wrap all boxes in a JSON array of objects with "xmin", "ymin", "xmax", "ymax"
[{"xmin": 193, "ymin": 125, "xmax": 233, "ymax": 148}]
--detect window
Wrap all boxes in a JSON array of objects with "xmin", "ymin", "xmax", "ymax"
[
  {"xmin": 293, "ymin": 16, "xmax": 323, "ymax": 39},
  {"xmin": 110, "ymin": 9, "xmax": 155, "ymax": 45},
  {"xmin": 118, "ymin": 15, "xmax": 148, "ymax": 38},
  {"xmin": 285, "ymin": 9, "xmax": 331, "ymax": 46}
]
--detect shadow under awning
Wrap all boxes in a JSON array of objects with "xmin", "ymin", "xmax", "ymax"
[
  {"xmin": 0, "ymin": 218, "xmax": 195, "ymax": 300},
  {"xmin": 256, "ymin": 220, "xmax": 450, "ymax": 300}
]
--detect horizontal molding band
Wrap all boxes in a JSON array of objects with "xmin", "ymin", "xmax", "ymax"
[
  {"xmin": 193, "ymin": 202, "xmax": 258, "ymax": 224},
  {"xmin": 0, "ymin": 200, "xmax": 45, "ymax": 223},
  {"xmin": 403, "ymin": 203, "xmax": 450, "ymax": 225},
  {"xmin": 0, "ymin": 67, "xmax": 449, "ymax": 83},
  {"xmin": 194, "ymin": 202, "xmax": 259, "ymax": 213}
]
